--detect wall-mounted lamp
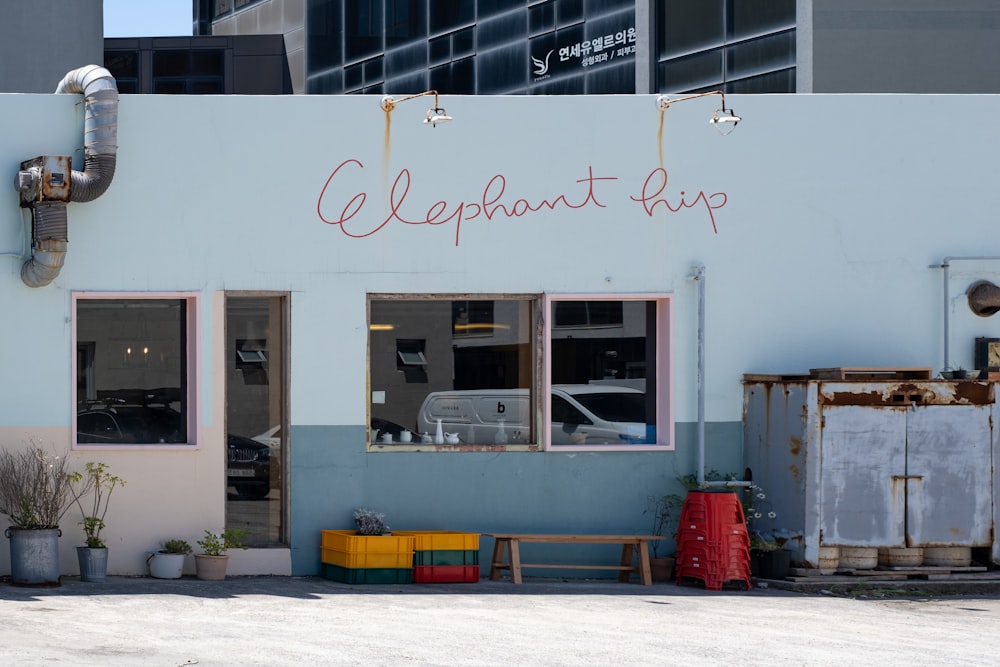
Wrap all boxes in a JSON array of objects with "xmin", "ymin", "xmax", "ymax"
[
  {"xmin": 380, "ymin": 90, "xmax": 453, "ymax": 127},
  {"xmin": 655, "ymin": 91, "xmax": 741, "ymax": 136}
]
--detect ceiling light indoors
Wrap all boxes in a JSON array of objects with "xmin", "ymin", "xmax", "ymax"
[
  {"xmin": 654, "ymin": 91, "xmax": 741, "ymax": 135},
  {"xmin": 380, "ymin": 90, "xmax": 453, "ymax": 127}
]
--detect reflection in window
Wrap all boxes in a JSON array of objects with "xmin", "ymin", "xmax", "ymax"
[
  {"xmin": 369, "ymin": 297, "xmax": 536, "ymax": 446},
  {"xmin": 75, "ymin": 297, "xmax": 191, "ymax": 446},
  {"xmin": 226, "ymin": 294, "xmax": 286, "ymax": 546},
  {"xmin": 548, "ymin": 296, "xmax": 671, "ymax": 448}
]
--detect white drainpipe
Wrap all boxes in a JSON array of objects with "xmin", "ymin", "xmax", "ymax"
[{"xmin": 690, "ymin": 262, "xmax": 750, "ymax": 490}]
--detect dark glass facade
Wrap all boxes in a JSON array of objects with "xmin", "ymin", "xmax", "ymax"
[
  {"xmin": 305, "ymin": 0, "xmax": 638, "ymax": 95},
  {"xmin": 194, "ymin": 1, "xmax": 797, "ymax": 96},
  {"xmin": 656, "ymin": 0, "xmax": 796, "ymax": 94}
]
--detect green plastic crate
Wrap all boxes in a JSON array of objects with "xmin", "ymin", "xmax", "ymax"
[
  {"xmin": 320, "ymin": 563, "xmax": 413, "ymax": 585},
  {"xmin": 412, "ymin": 549, "xmax": 480, "ymax": 567}
]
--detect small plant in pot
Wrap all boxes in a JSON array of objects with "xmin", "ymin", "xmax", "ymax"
[
  {"xmin": 147, "ymin": 539, "xmax": 193, "ymax": 579},
  {"xmin": 194, "ymin": 528, "xmax": 248, "ymax": 580},
  {"xmin": 71, "ymin": 461, "xmax": 126, "ymax": 583},
  {"xmin": 354, "ymin": 507, "xmax": 390, "ymax": 535},
  {"xmin": 644, "ymin": 493, "xmax": 683, "ymax": 582}
]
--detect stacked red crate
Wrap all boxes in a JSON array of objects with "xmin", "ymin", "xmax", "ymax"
[{"xmin": 675, "ymin": 490, "xmax": 750, "ymax": 591}]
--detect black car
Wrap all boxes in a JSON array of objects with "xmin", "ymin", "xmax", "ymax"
[{"xmin": 77, "ymin": 405, "xmax": 271, "ymax": 500}]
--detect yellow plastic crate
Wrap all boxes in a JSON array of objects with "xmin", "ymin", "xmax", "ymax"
[
  {"xmin": 322, "ymin": 547, "xmax": 413, "ymax": 569},
  {"xmin": 321, "ymin": 529, "xmax": 416, "ymax": 554},
  {"xmin": 393, "ymin": 531, "xmax": 479, "ymax": 551}
]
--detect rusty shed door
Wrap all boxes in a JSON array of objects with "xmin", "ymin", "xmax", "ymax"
[
  {"xmin": 820, "ymin": 396, "xmax": 993, "ymax": 548},
  {"xmin": 906, "ymin": 404, "xmax": 992, "ymax": 546},
  {"xmin": 820, "ymin": 405, "xmax": 906, "ymax": 546}
]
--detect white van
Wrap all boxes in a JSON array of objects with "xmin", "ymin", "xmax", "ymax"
[{"xmin": 415, "ymin": 384, "xmax": 650, "ymax": 445}]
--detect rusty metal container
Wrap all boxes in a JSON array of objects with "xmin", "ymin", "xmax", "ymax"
[{"xmin": 743, "ymin": 369, "xmax": 996, "ymax": 569}]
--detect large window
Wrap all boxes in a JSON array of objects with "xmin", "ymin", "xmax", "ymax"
[
  {"xmin": 74, "ymin": 294, "xmax": 196, "ymax": 448},
  {"xmin": 368, "ymin": 293, "xmax": 672, "ymax": 451},
  {"xmin": 545, "ymin": 294, "xmax": 672, "ymax": 451},
  {"xmin": 369, "ymin": 296, "xmax": 538, "ymax": 449}
]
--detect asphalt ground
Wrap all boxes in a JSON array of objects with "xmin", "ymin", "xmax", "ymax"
[{"xmin": 0, "ymin": 575, "xmax": 998, "ymax": 666}]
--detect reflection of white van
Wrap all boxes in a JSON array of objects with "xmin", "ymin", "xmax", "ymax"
[{"xmin": 416, "ymin": 384, "xmax": 650, "ymax": 445}]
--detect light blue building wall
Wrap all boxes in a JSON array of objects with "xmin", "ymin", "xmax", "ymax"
[{"xmin": 0, "ymin": 88, "xmax": 997, "ymax": 576}]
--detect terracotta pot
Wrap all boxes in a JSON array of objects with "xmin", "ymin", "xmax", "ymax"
[
  {"xmin": 650, "ymin": 556, "xmax": 675, "ymax": 582},
  {"xmin": 194, "ymin": 554, "xmax": 230, "ymax": 580}
]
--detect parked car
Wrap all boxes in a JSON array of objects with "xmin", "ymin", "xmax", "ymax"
[{"xmin": 76, "ymin": 405, "xmax": 271, "ymax": 499}]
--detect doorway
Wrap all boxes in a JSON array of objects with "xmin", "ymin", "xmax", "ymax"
[{"xmin": 225, "ymin": 293, "xmax": 288, "ymax": 544}]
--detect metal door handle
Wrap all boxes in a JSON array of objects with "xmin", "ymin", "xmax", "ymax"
[{"xmin": 892, "ymin": 475, "xmax": 924, "ymax": 481}]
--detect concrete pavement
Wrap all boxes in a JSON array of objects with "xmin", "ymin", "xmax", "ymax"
[{"xmin": 0, "ymin": 575, "xmax": 998, "ymax": 665}]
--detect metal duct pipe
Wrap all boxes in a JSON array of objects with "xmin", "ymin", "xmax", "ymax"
[
  {"xmin": 56, "ymin": 64, "xmax": 119, "ymax": 203},
  {"xmin": 20, "ymin": 202, "xmax": 68, "ymax": 288},
  {"xmin": 16, "ymin": 65, "xmax": 118, "ymax": 288},
  {"xmin": 968, "ymin": 281, "xmax": 1000, "ymax": 317}
]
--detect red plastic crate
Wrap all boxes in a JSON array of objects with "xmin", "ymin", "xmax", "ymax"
[{"xmin": 412, "ymin": 565, "xmax": 480, "ymax": 584}]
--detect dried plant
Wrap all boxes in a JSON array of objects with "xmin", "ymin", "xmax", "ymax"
[
  {"xmin": 0, "ymin": 446, "xmax": 83, "ymax": 530},
  {"xmin": 353, "ymin": 507, "xmax": 390, "ymax": 535}
]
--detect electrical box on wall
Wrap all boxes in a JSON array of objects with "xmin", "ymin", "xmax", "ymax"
[{"xmin": 16, "ymin": 155, "xmax": 71, "ymax": 206}]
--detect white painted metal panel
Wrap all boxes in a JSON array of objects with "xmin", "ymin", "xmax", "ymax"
[
  {"xmin": 820, "ymin": 405, "xmax": 906, "ymax": 546},
  {"xmin": 906, "ymin": 404, "xmax": 992, "ymax": 546}
]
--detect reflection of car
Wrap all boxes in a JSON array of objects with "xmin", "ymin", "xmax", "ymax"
[
  {"xmin": 416, "ymin": 384, "xmax": 650, "ymax": 445},
  {"xmin": 76, "ymin": 405, "xmax": 271, "ymax": 499},
  {"xmin": 77, "ymin": 405, "xmax": 185, "ymax": 444},
  {"xmin": 226, "ymin": 433, "xmax": 271, "ymax": 500}
]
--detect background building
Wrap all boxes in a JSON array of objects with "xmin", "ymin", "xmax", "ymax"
[{"xmin": 3, "ymin": 2, "xmax": 998, "ymax": 97}]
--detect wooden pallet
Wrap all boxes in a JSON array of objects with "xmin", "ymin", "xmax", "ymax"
[
  {"xmin": 787, "ymin": 565, "xmax": 998, "ymax": 583},
  {"xmin": 809, "ymin": 367, "xmax": 933, "ymax": 381}
]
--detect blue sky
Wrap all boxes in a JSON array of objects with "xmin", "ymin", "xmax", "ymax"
[{"xmin": 103, "ymin": 0, "xmax": 192, "ymax": 37}]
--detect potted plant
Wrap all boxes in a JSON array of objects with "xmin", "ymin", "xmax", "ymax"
[
  {"xmin": 644, "ymin": 493, "xmax": 683, "ymax": 582},
  {"xmin": 354, "ymin": 507, "xmax": 391, "ymax": 535},
  {"xmin": 71, "ymin": 461, "xmax": 125, "ymax": 583},
  {"xmin": 194, "ymin": 528, "xmax": 248, "ymax": 580},
  {"xmin": 742, "ymin": 481, "xmax": 790, "ymax": 580},
  {"xmin": 147, "ymin": 539, "xmax": 193, "ymax": 579},
  {"xmin": 0, "ymin": 445, "xmax": 84, "ymax": 586}
]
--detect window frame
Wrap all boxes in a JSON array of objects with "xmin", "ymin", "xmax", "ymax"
[
  {"xmin": 542, "ymin": 293, "xmax": 674, "ymax": 452},
  {"xmin": 72, "ymin": 292, "xmax": 199, "ymax": 451}
]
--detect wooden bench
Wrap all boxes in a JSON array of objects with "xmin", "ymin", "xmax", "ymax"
[{"xmin": 485, "ymin": 534, "xmax": 664, "ymax": 586}]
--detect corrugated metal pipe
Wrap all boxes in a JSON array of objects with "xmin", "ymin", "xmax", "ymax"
[{"xmin": 17, "ymin": 65, "xmax": 118, "ymax": 288}]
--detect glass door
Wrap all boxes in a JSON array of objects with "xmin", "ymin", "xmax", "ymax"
[{"xmin": 225, "ymin": 294, "xmax": 288, "ymax": 544}]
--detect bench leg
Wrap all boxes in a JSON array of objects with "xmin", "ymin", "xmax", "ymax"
[
  {"xmin": 509, "ymin": 539, "xmax": 523, "ymax": 584},
  {"xmin": 489, "ymin": 538, "xmax": 508, "ymax": 581},
  {"xmin": 636, "ymin": 543, "xmax": 653, "ymax": 585},
  {"xmin": 619, "ymin": 544, "xmax": 635, "ymax": 583}
]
